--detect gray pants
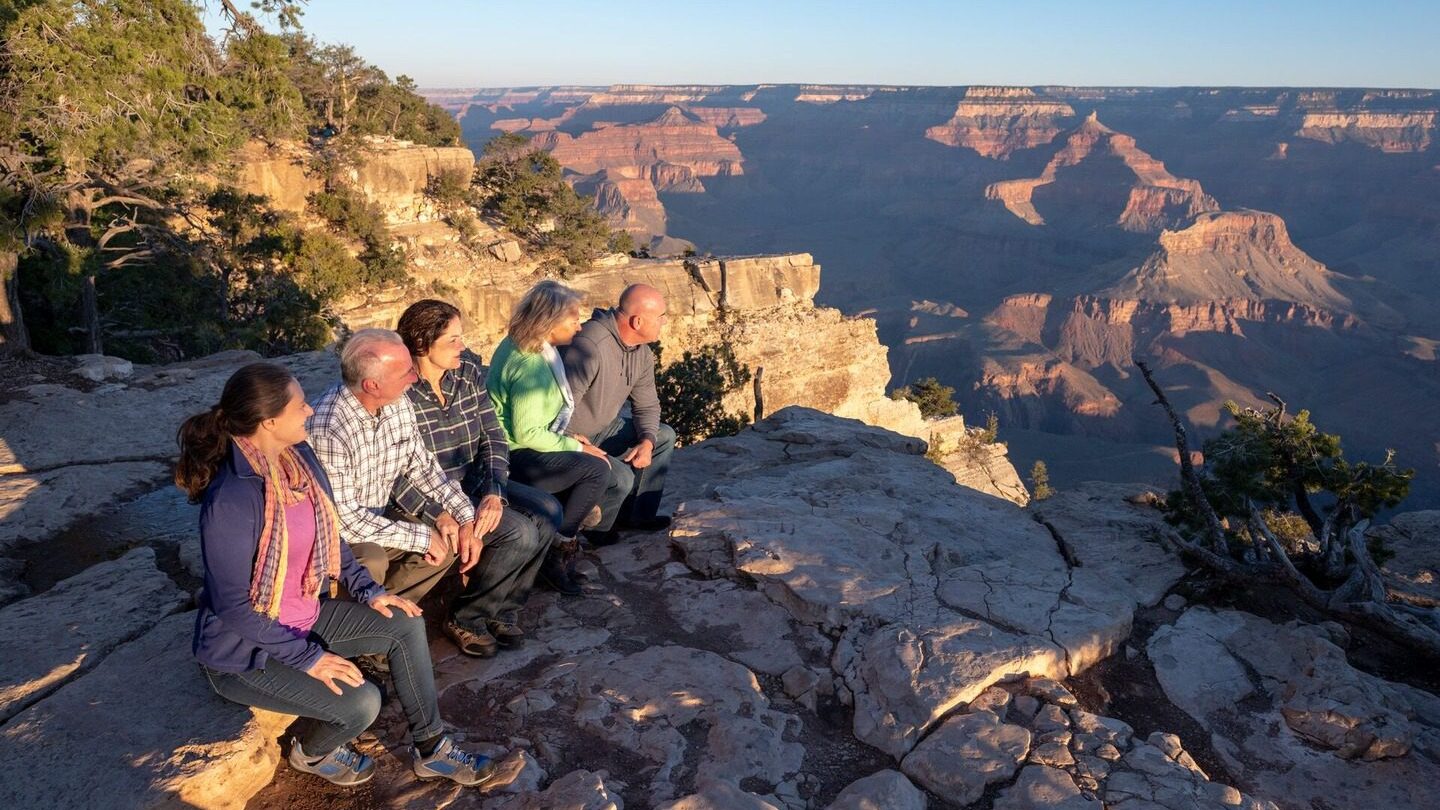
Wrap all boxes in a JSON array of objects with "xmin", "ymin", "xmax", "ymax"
[{"xmin": 204, "ymin": 599, "xmax": 443, "ymax": 755}]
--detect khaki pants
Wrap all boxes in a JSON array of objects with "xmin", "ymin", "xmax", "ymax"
[{"xmin": 349, "ymin": 542, "xmax": 457, "ymax": 605}]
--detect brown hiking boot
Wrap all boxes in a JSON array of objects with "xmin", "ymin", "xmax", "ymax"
[{"xmin": 443, "ymin": 618, "xmax": 497, "ymax": 658}]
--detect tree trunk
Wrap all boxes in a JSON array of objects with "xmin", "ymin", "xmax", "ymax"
[
  {"xmin": 0, "ymin": 250, "xmax": 29, "ymax": 355},
  {"xmin": 81, "ymin": 273, "xmax": 102, "ymax": 355}
]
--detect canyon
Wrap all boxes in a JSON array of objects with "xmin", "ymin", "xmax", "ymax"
[{"xmin": 439, "ymin": 84, "xmax": 1440, "ymax": 505}]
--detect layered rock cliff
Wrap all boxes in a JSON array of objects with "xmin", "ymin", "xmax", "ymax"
[
  {"xmin": 924, "ymin": 86, "xmax": 1076, "ymax": 159},
  {"xmin": 985, "ymin": 113, "xmax": 1220, "ymax": 232}
]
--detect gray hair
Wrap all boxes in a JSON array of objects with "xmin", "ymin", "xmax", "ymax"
[
  {"xmin": 340, "ymin": 328, "xmax": 406, "ymax": 388},
  {"xmin": 507, "ymin": 280, "xmax": 585, "ymax": 352}
]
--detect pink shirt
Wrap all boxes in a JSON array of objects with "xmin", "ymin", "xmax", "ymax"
[{"xmin": 278, "ymin": 496, "xmax": 321, "ymax": 637}]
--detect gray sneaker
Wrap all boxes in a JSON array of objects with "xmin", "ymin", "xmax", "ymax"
[
  {"xmin": 288, "ymin": 737, "xmax": 376, "ymax": 786},
  {"xmin": 411, "ymin": 735, "xmax": 499, "ymax": 787}
]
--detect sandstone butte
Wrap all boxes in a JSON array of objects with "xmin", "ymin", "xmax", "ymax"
[{"xmin": 984, "ymin": 113, "xmax": 1219, "ymax": 232}]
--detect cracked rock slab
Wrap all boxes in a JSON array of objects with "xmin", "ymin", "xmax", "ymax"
[
  {"xmin": 559, "ymin": 645, "xmax": 803, "ymax": 801},
  {"xmin": 901, "ymin": 709, "xmax": 1031, "ymax": 806},
  {"xmin": 1149, "ymin": 607, "xmax": 1440, "ymax": 810},
  {"xmin": 0, "ymin": 612, "xmax": 291, "ymax": 809},
  {"xmin": 995, "ymin": 764, "xmax": 1100, "ymax": 810},
  {"xmin": 827, "ymin": 769, "xmax": 927, "ymax": 810},
  {"xmin": 0, "ymin": 546, "xmax": 188, "ymax": 721},
  {"xmin": 851, "ymin": 620, "xmax": 1063, "ymax": 758},
  {"xmin": 485, "ymin": 768, "xmax": 625, "ymax": 810}
]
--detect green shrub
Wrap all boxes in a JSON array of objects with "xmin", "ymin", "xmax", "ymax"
[
  {"xmin": 891, "ymin": 377, "xmax": 959, "ymax": 419},
  {"xmin": 655, "ymin": 343, "xmax": 753, "ymax": 446}
]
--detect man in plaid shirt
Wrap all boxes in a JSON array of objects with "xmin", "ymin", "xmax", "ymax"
[{"xmin": 309, "ymin": 329, "xmax": 537, "ymax": 658}]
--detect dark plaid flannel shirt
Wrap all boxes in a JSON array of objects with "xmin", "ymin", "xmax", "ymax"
[{"xmin": 392, "ymin": 350, "xmax": 510, "ymax": 522}]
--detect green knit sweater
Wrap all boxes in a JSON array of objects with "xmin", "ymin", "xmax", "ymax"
[{"xmin": 486, "ymin": 337, "xmax": 582, "ymax": 454}]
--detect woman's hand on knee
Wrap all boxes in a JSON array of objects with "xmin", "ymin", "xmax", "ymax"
[
  {"xmin": 306, "ymin": 652, "xmax": 364, "ymax": 696},
  {"xmin": 368, "ymin": 593, "xmax": 423, "ymax": 619}
]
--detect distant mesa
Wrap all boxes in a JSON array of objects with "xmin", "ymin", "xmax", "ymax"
[
  {"xmin": 1296, "ymin": 111, "xmax": 1436, "ymax": 153},
  {"xmin": 984, "ymin": 113, "xmax": 1219, "ymax": 232},
  {"xmin": 925, "ymin": 86, "xmax": 1076, "ymax": 159},
  {"xmin": 1102, "ymin": 210, "xmax": 1352, "ymax": 311}
]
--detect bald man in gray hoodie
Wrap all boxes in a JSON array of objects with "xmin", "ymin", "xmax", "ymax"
[{"xmin": 560, "ymin": 284, "xmax": 676, "ymax": 541}]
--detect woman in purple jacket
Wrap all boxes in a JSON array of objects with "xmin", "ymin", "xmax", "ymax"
[{"xmin": 177, "ymin": 362, "xmax": 496, "ymax": 788}]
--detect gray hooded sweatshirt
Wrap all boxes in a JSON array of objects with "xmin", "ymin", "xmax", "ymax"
[{"xmin": 560, "ymin": 308, "xmax": 661, "ymax": 443}]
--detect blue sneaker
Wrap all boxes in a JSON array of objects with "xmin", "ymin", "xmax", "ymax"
[
  {"xmin": 411, "ymin": 735, "xmax": 499, "ymax": 787},
  {"xmin": 287, "ymin": 737, "xmax": 375, "ymax": 786}
]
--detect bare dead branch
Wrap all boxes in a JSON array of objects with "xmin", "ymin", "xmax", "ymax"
[{"xmin": 1136, "ymin": 358, "xmax": 1228, "ymax": 552}]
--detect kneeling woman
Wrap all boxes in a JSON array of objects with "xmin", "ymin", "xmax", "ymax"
[{"xmin": 177, "ymin": 362, "xmax": 497, "ymax": 787}]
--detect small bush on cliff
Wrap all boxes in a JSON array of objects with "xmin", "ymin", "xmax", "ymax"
[
  {"xmin": 472, "ymin": 134, "xmax": 633, "ymax": 275},
  {"xmin": 891, "ymin": 377, "xmax": 959, "ymax": 419},
  {"xmin": 655, "ymin": 343, "xmax": 753, "ymax": 446},
  {"xmin": 1162, "ymin": 399, "xmax": 1412, "ymax": 567},
  {"xmin": 307, "ymin": 188, "xmax": 408, "ymax": 289},
  {"xmin": 1029, "ymin": 460, "xmax": 1055, "ymax": 501}
]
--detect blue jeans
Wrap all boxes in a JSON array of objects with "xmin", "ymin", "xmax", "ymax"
[
  {"xmin": 587, "ymin": 416, "xmax": 675, "ymax": 531},
  {"xmin": 203, "ymin": 599, "xmax": 443, "ymax": 755}
]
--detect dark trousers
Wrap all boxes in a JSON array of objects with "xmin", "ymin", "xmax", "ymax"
[
  {"xmin": 353, "ymin": 504, "xmax": 549, "ymax": 631},
  {"xmin": 587, "ymin": 416, "xmax": 675, "ymax": 531},
  {"xmin": 203, "ymin": 600, "xmax": 443, "ymax": 755},
  {"xmin": 508, "ymin": 448, "xmax": 610, "ymax": 536}
]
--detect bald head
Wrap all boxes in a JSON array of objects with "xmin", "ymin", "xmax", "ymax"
[
  {"xmin": 616, "ymin": 284, "xmax": 668, "ymax": 346},
  {"xmin": 618, "ymin": 284, "xmax": 664, "ymax": 316}
]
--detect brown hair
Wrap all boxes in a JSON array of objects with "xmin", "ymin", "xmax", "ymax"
[
  {"xmin": 506, "ymin": 280, "xmax": 584, "ymax": 352},
  {"xmin": 396, "ymin": 299, "xmax": 463, "ymax": 359},
  {"xmin": 175, "ymin": 362, "xmax": 296, "ymax": 502}
]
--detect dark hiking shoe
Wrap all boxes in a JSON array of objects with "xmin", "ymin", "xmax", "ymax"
[
  {"xmin": 486, "ymin": 620, "xmax": 526, "ymax": 648},
  {"xmin": 288, "ymin": 738, "xmax": 375, "ymax": 786},
  {"xmin": 443, "ymin": 618, "xmax": 498, "ymax": 658},
  {"xmin": 411, "ymin": 735, "xmax": 499, "ymax": 786}
]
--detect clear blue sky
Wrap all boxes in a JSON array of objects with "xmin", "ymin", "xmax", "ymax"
[{"xmin": 211, "ymin": 0, "xmax": 1440, "ymax": 89}]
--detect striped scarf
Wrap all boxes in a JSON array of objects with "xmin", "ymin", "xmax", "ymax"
[{"xmin": 233, "ymin": 437, "xmax": 343, "ymax": 619}]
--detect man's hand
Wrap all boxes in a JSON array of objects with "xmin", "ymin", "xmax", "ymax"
[
  {"xmin": 305, "ymin": 652, "xmax": 364, "ymax": 696},
  {"xmin": 457, "ymin": 519, "xmax": 485, "ymax": 574},
  {"xmin": 434, "ymin": 511, "xmax": 460, "ymax": 551},
  {"xmin": 621, "ymin": 439, "xmax": 655, "ymax": 469},
  {"xmin": 423, "ymin": 527, "xmax": 449, "ymax": 566},
  {"xmin": 473, "ymin": 494, "xmax": 504, "ymax": 538},
  {"xmin": 368, "ymin": 593, "xmax": 423, "ymax": 619}
]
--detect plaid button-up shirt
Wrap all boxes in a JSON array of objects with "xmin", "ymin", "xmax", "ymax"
[
  {"xmin": 393, "ymin": 350, "xmax": 510, "ymax": 521},
  {"xmin": 308, "ymin": 383, "xmax": 476, "ymax": 553}
]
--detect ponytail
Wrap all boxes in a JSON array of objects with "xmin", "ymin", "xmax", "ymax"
[
  {"xmin": 174, "ymin": 362, "xmax": 296, "ymax": 502},
  {"xmin": 175, "ymin": 407, "xmax": 230, "ymax": 502}
]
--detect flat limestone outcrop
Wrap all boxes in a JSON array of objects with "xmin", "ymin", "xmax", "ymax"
[
  {"xmin": 667, "ymin": 406, "xmax": 1185, "ymax": 759},
  {"xmin": 1149, "ymin": 607, "xmax": 1440, "ymax": 810},
  {"xmin": 0, "ymin": 547, "xmax": 188, "ymax": 721},
  {"xmin": 0, "ymin": 612, "xmax": 291, "ymax": 810}
]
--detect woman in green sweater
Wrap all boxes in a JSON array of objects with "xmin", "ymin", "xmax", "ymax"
[{"xmin": 487, "ymin": 280, "xmax": 611, "ymax": 541}]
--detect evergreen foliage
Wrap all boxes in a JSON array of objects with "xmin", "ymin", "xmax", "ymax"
[
  {"xmin": 891, "ymin": 377, "xmax": 959, "ymax": 419},
  {"xmin": 472, "ymin": 134, "xmax": 631, "ymax": 276},
  {"xmin": 655, "ymin": 343, "xmax": 753, "ymax": 446},
  {"xmin": 1162, "ymin": 400, "xmax": 1413, "ymax": 562},
  {"xmin": 1029, "ymin": 460, "xmax": 1054, "ymax": 500},
  {"xmin": 0, "ymin": 0, "xmax": 458, "ymax": 359}
]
